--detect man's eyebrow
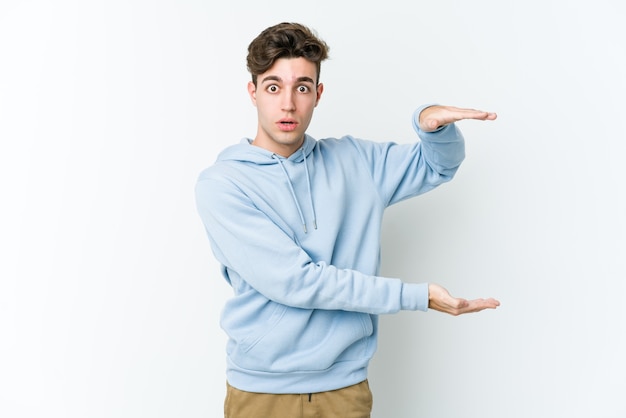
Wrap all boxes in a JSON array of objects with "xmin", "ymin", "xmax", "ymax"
[
  {"xmin": 260, "ymin": 75, "xmax": 315, "ymax": 85},
  {"xmin": 261, "ymin": 75, "xmax": 282, "ymax": 84},
  {"xmin": 295, "ymin": 76, "xmax": 315, "ymax": 84}
]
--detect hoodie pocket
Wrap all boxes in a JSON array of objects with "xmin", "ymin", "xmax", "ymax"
[
  {"xmin": 238, "ymin": 302, "xmax": 287, "ymax": 353},
  {"xmin": 221, "ymin": 290, "xmax": 288, "ymax": 355},
  {"xmin": 232, "ymin": 308, "xmax": 375, "ymax": 373}
]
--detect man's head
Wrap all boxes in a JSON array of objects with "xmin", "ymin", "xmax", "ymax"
[
  {"xmin": 247, "ymin": 22, "xmax": 329, "ymax": 87},
  {"xmin": 246, "ymin": 23, "xmax": 330, "ymax": 157}
]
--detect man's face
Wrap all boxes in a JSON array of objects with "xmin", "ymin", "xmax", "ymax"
[{"xmin": 248, "ymin": 57, "xmax": 323, "ymax": 157}]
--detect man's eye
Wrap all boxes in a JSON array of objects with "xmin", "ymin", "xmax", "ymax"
[
  {"xmin": 298, "ymin": 86, "xmax": 309, "ymax": 93},
  {"xmin": 268, "ymin": 85, "xmax": 278, "ymax": 92}
]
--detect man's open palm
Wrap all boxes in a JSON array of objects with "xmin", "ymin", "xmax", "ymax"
[{"xmin": 428, "ymin": 283, "xmax": 500, "ymax": 316}]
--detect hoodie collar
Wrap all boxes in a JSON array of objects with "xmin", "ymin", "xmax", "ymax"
[{"xmin": 216, "ymin": 135, "xmax": 316, "ymax": 165}]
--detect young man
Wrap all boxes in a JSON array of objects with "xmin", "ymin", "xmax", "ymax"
[{"xmin": 195, "ymin": 22, "xmax": 500, "ymax": 418}]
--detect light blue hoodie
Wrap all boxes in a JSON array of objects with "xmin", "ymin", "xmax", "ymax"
[{"xmin": 195, "ymin": 106, "xmax": 465, "ymax": 394}]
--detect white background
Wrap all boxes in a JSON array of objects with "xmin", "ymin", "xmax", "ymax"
[{"xmin": 1, "ymin": 0, "xmax": 625, "ymax": 417}]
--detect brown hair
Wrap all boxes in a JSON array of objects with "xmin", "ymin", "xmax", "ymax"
[{"xmin": 246, "ymin": 22, "xmax": 330, "ymax": 86}]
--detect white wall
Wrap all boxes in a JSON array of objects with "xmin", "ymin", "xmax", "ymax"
[{"xmin": 1, "ymin": 1, "xmax": 624, "ymax": 417}]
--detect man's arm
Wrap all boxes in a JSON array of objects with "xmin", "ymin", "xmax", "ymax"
[{"xmin": 195, "ymin": 175, "xmax": 428, "ymax": 314}]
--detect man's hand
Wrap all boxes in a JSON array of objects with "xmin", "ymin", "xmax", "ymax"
[
  {"xmin": 419, "ymin": 105, "xmax": 497, "ymax": 132},
  {"xmin": 428, "ymin": 283, "xmax": 500, "ymax": 316}
]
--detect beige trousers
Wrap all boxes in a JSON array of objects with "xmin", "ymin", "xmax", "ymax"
[{"xmin": 224, "ymin": 379, "xmax": 373, "ymax": 418}]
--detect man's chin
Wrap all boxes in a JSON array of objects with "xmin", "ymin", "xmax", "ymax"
[{"xmin": 276, "ymin": 133, "xmax": 305, "ymax": 146}]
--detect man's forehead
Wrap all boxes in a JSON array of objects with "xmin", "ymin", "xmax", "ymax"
[{"xmin": 260, "ymin": 58, "xmax": 317, "ymax": 84}]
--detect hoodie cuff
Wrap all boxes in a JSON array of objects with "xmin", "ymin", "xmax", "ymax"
[
  {"xmin": 401, "ymin": 282, "xmax": 429, "ymax": 312},
  {"xmin": 413, "ymin": 104, "xmax": 440, "ymax": 132},
  {"xmin": 412, "ymin": 104, "xmax": 457, "ymax": 138}
]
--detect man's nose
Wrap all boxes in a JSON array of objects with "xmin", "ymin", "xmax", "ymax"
[{"xmin": 281, "ymin": 91, "xmax": 296, "ymax": 111}]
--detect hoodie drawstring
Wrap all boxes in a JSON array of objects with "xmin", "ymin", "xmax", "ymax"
[
  {"xmin": 301, "ymin": 149, "xmax": 317, "ymax": 230},
  {"xmin": 272, "ymin": 150, "xmax": 317, "ymax": 233}
]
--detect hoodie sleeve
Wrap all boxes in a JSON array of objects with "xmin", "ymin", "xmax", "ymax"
[
  {"xmin": 352, "ymin": 104, "xmax": 466, "ymax": 206},
  {"xmin": 195, "ymin": 173, "xmax": 429, "ymax": 314}
]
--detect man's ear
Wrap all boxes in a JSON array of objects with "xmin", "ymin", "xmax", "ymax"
[
  {"xmin": 247, "ymin": 81, "xmax": 257, "ymax": 106},
  {"xmin": 315, "ymin": 83, "xmax": 324, "ymax": 107}
]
